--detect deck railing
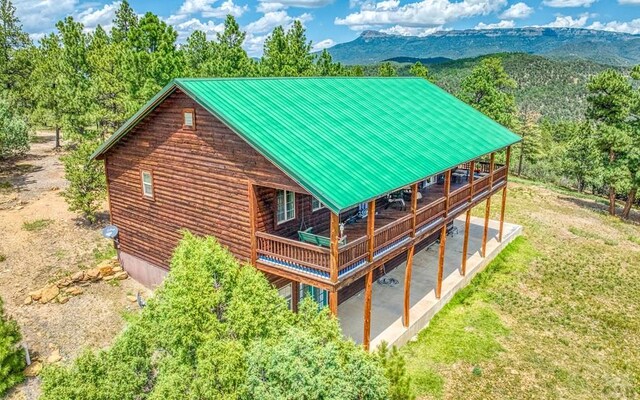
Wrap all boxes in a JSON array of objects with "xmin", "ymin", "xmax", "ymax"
[
  {"xmin": 256, "ymin": 164, "xmax": 509, "ymax": 282},
  {"xmin": 256, "ymin": 232, "xmax": 331, "ymax": 275}
]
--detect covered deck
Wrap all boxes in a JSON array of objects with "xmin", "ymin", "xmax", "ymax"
[
  {"xmin": 253, "ymin": 161, "xmax": 507, "ymax": 287},
  {"xmin": 338, "ymin": 215, "xmax": 521, "ymax": 347}
]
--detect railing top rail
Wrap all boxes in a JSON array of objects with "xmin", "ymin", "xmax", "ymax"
[
  {"xmin": 255, "ymin": 231, "xmax": 331, "ymax": 253},
  {"xmin": 338, "ymin": 235, "xmax": 368, "ymax": 252},
  {"xmin": 450, "ymin": 184, "xmax": 470, "ymax": 197},
  {"xmin": 417, "ymin": 197, "xmax": 445, "ymax": 214},
  {"xmin": 373, "ymin": 213, "xmax": 413, "ymax": 235}
]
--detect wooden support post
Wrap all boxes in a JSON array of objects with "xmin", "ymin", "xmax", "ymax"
[
  {"xmin": 436, "ymin": 170, "xmax": 452, "ymax": 299},
  {"xmin": 469, "ymin": 160, "xmax": 476, "ymax": 199},
  {"xmin": 363, "ymin": 200, "xmax": 376, "ymax": 349},
  {"xmin": 248, "ymin": 182, "xmax": 258, "ymax": 265},
  {"xmin": 292, "ymin": 282, "xmax": 300, "ymax": 313},
  {"xmin": 410, "ymin": 183, "xmax": 418, "ymax": 235},
  {"xmin": 403, "ymin": 245, "xmax": 415, "ymax": 327},
  {"xmin": 367, "ymin": 201, "xmax": 376, "ymax": 262},
  {"xmin": 329, "ymin": 291, "xmax": 338, "ymax": 315},
  {"xmin": 363, "ymin": 269, "xmax": 373, "ymax": 350},
  {"xmin": 329, "ymin": 212, "xmax": 340, "ymax": 316},
  {"xmin": 436, "ymin": 225, "xmax": 447, "ymax": 299},
  {"xmin": 481, "ymin": 153, "xmax": 495, "ymax": 257},
  {"xmin": 461, "ymin": 209, "xmax": 471, "ymax": 276},
  {"xmin": 499, "ymin": 146, "xmax": 511, "ymax": 242},
  {"xmin": 330, "ymin": 212, "xmax": 339, "ymax": 283}
]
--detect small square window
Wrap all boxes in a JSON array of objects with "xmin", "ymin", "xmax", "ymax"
[
  {"xmin": 183, "ymin": 108, "xmax": 195, "ymax": 129},
  {"xmin": 141, "ymin": 171, "xmax": 153, "ymax": 198},
  {"xmin": 311, "ymin": 197, "xmax": 324, "ymax": 211}
]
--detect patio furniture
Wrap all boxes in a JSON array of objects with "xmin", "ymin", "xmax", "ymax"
[
  {"xmin": 384, "ymin": 192, "xmax": 406, "ymax": 210},
  {"xmin": 298, "ymin": 227, "xmax": 346, "ymax": 247}
]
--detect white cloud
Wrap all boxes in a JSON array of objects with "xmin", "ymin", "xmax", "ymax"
[
  {"xmin": 543, "ymin": 14, "xmax": 589, "ymax": 27},
  {"xmin": 335, "ymin": 0, "xmax": 508, "ymax": 30},
  {"xmin": 13, "ymin": 0, "xmax": 78, "ymax": 31},
  {"xmin": 176, "ymin": 0, "xmax": 247, "ymax": 18},
  {"xmin": 618, "ymin": 0, "xmax": 640, "ymax": 4},
  {"xmin": 174, "ymin": 17, "xmax": 226, "ymax": 41},
  {"xmin": 257, "ymin": 2, "xmax": 287, "ymax": 12},
  {"xmin": 312, "ymin": 38, "xmax": 335, "ymax": 50},
  {"xmin": 499, "ymin": 2, "xmax": 533, "ymax": 19},
  {"xmin": 542, "ymin": 0, "xmax": 596, "ymax": 7},
  {"xmin": 379, "ymin": 24, "xmax": 443, "ymax": 36},
  {"xmin": 257, "ymin": 0, "xmax": 333, "ymax": 8},
  {"xmin": 588, "ymin": 18, "xmax": 640, "ymax": 34},
  {"xmin": 76, "ymin": 1, "xmax": 120, "ymax": 31},
  {"xmin": 475, "ymin": 19, "xmax": 516, "ymax": 28},
  {"xmin": 245, "ymin": 10, "xmax": 312, "ymax": 33}
]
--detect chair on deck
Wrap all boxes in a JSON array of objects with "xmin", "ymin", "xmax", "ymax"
[
  {"xmin": 297, "ymin": 227, "xmax": 347, "ymax": 247},
  {"xmin": 384, "ymin": 191, "xmax": 406, "ymax": 210}
]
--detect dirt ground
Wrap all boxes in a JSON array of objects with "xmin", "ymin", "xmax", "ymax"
[{"xmin": 0, "ymin": 132, "xmax": 149, "ymax": 400}]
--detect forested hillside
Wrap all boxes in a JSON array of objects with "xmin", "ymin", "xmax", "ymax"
[
  {"xmin": 429, "ymin": 53, "xmax": 627, "ymax": 121},
  {"xmin": 364, "ymin": 53, "xmax": 627, "ymax": 121}
]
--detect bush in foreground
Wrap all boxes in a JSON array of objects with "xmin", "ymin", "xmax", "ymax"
[
  {"xmin": 41, "ymin": 232, "xmax": 411, "ymax": 399},
  {"xmin": 0, "ymin": 297, "xmax": 25, "ymax": 396}
]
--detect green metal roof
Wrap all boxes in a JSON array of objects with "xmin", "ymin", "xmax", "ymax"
[{"xmin": 92, "ymin": 77, "xmax": 521, "ymax": 213}]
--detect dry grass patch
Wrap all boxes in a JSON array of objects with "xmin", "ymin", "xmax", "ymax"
[{"xmin": 404, "ymin": 180, "xmax": 640, "ymax": 399}]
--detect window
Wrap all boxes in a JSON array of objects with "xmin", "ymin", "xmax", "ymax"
[
  {"xmin": 183, "ymin": 108, "xmax": 195, "ymax": 129},
  {"xmin": 276, "ymin": 189, "xmax": 295, "ymax": 224},
  {"xmin": 141, "ymin": 171, "xmax": 154, "ymax": 198},
  {"xmin": 278, "ymin": 283, "xmax": 293, "ymax": 310},
  {"xmin": 311, "ymin": 197, "xmax": 325, "ymax": 211}
]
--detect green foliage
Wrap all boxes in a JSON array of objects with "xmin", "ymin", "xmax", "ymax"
[
  {"xmin": 22, "ymin": 218, "xmax": 53, "ymax": 231},
  {"xmin": 42, "ymin": 233, "xmax": 398, "ymax": 399},
  {"xmin": 316, "ymin": 49, "xmax": 344, "ymax": 76},
  {"xmin": 261, "ymin": 21, "xmax": 315, "ymax": 76},
  {"xmin": 61, "ymin": 140, "xmax": 106, "ymax": 223},
  {"xmin": 409, "ymin": 61, "xmax": 429, "ymax": 80},
  {"xmin": 459, "ymin": 56, "xmax": 517, "ymax": 128},
  {"xmin": 377, "ymin": 343, "xmax": 415, "ymax": 400},
  {"xmin": 378, "ymin": 62, "xmax": 397, "ymax": 77},
  {"xmin": 0, "ymin": 95, "xmax": 29, "ymax": 158},
  {"xmin": 0, "ymin": 296, "xmax": 25, "ymax": 396}
]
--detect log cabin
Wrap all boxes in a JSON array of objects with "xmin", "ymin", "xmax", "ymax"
[{"xmin": 91, "ymin": 77, "xmax": 521, "ymax": 349}]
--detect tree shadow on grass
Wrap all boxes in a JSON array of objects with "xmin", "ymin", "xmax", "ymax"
[{"xmin": 558, "ymin": 195, "xmax": 640, "ymax": 224}]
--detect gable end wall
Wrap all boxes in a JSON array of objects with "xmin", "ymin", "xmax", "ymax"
[{"xmin": 104, "ymin": 89, "xmax": 306, "ymax": 274}]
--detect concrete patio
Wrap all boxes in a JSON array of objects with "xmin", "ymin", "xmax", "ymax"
[{"xmin": 338, "ymin": 215, "xmax": 522, "ymax": 348}]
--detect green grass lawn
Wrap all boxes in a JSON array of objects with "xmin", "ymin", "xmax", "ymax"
[{"xmin": 403, "ymin": 179, "xmax": 640, "ymax": 399}]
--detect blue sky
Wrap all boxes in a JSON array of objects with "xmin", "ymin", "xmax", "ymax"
[{"xmin": 12, "ymin": 0, "xmax": 640, "ymax": 56}]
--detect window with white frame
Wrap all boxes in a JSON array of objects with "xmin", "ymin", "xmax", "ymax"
[
  {"xmin": 276, "ymin": 189, "xmax": 295, "ymax": 223},
  {"xmin": 183, "ymin": 108, "xmax": 195, "ymax": 129},
  {"xmin": 311, "ymin": 197, "xmax": 325, "ymax": 211},
  {"xmin": 141, "ymin": 171, "xmax": 153, "ymax": 198},
  {"xmin": 278, "ymin": 283, "xmax": 292, "ymax": 310}
]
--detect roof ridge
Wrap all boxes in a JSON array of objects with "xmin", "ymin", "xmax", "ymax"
[{"xmin": 174, "ymin": 77, "xmax": 424, "ymax": 82}]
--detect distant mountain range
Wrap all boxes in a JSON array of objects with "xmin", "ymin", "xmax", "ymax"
[{"xmin": 325, "ymin": 28, "xmax": 640, "ymax": 66}]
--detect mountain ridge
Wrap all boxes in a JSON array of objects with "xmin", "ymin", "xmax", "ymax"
[{"xmin": 326, "ymin": 27, "xmax": 640, "ymax": 66}]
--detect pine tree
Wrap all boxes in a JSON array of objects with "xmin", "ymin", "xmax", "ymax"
[
  {"xmin": 316, "ymin": 49, "xmax": 343, "ymax": 76},
  {"xmin": 515, "ymin": 108, "xmax": 543, "ymax": 176},
  {"xmin": 586, "ymin": 69, "xmax": 634, "ymax": 216},
  {"xmin": 409, "ymin": 62, "xmax": 429, "ymax": 80},
  {"xmin": 0, "ymin": 0, "xmax": 31, "ymax": 90},
  {"xmin": 183, "ymin": 30, "xmax": 214, "ymax": 77},
  {"xmin": 378, "ymin": 62, "xmax": 397, "ymax": 77},
  {"xmin": 111, "ymin": 0, "xmax": 138, "ymax": 44},
  {"xmin": 125, "ymin": 12, "xmax": 183, "ymax": 106},
  {"xmin": 285, "ymin": 20, "xmax": 314, "ymax": 76},
  {"xmin": 261, "ymin": 26, "xmax": 288, "ymax": 76},
  {"xmin": 0, "ymin": 296, "xmax": 25, "ymax": 396},
  {"xmin": 213, "ymin": 15, "xmax": 255, "ymax": 77},
  {"xmin": 459, "ymin": 57, "xmax": 517, "ymax": 129},
  {"xmin": 86, "ymin": 25, "xmax": 130, "ymax": 139}
]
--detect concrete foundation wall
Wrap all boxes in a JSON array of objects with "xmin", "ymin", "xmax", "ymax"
[{"xmin": 118, "ymin": 250, "xmax": 168, "ymax": 288}]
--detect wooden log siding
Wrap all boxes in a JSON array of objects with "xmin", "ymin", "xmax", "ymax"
[{"xmin": 105, "ymin": 89, "xmax": 307, "ymax": 273}]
